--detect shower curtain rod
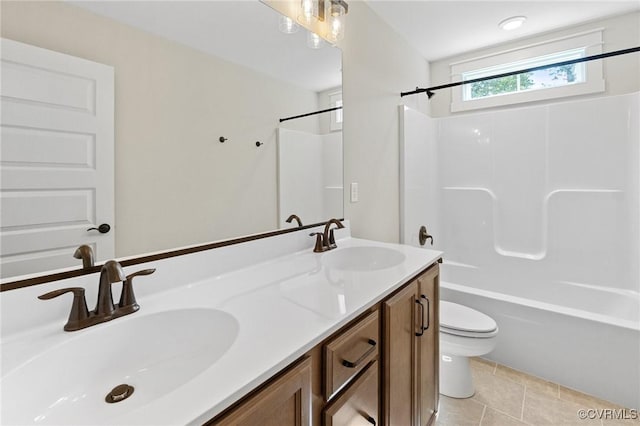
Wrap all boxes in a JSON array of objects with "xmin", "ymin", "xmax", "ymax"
[
  {"xmin": 279, "ymin": 106, "xmax": 343, "ymax": 123},
  {"xmin": 401, "ymin": 46, "xmax": 640, "ymax": 98}
]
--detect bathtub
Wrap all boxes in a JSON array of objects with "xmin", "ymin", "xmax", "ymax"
[{"xmin": 439, "ymin": 263, "xmax": 640, "ymax": 409}]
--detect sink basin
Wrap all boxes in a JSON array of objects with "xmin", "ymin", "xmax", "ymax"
[
  {"xmin": 322, "ymin": 246, "xmax": 406, "ymax": 271},
  {"xmin": 0, "ymin": 308, "xmax": 238, "ymax": 425}
]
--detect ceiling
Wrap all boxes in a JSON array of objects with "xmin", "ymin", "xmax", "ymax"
[
  {"xmin": 67, "ymin": 0, "xmax": 638, "ymax": 86},
  {"xmin": 366, "ymin": 1, "xmax": 640, "ymax": 61},
  {"xmin": 69, "ymin": 1, "xmax": 342, "ymax": 93}
]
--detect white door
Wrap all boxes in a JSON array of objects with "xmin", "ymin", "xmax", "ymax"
[
  {"xmin": 399, "ymin": 105, "xmax": 439, "ymax": 248},
  {"xmin": 1, "ymin": 38, "xmax": 115, "ymax": 279}
]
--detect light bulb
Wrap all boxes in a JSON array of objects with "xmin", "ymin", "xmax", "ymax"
[
  {"xmin": 326, "ymin": 0, "xmax": 346, "ymax": 43},
  {"xmin": 299, "ymin": 0, "xmax": 314, "ymax": 25},
  {"xmin": 279, "ymin": 15, "xmax": 299, "ymax": 34},
  {"xmin": 307, "ymin": 31, "xmax": 324, "ymax": 49}
]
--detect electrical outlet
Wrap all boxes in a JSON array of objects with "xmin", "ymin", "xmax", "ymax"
[{"xmin": 350, "ymin": 182, "xmax": 359, "ymax": 203}]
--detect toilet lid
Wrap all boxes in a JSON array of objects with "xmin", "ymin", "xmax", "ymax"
[{"xmin": 440, "ymin": 301, "xmax": 497, "ymax": 333}]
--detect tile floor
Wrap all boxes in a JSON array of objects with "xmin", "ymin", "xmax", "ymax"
[{"xmin": 436, "ymin": 357, "xmax": 639, "ymax": 426}]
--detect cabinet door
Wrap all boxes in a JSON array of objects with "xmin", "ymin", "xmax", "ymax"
[
  {"xmin": 323, "ymin": 361, "xmax": 379, "ymax": 426},
  {"xmin": 213, "ymin": 357, "xmax": 312, "ymax": 426},
  {"xmin": 417, "ymin": 265, "xmax": 439, "ymax": 426},
  {"xmin": 383, "ymin": 280, "xmax": 419, "ymax": 426}
]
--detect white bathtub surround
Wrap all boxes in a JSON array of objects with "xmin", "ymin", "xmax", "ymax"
[
  {"xmin": 0, "ymin": 223, "xmax": 442, "ymax": 425},
  {"xmin": 277, "ymin": 128, "xmax": 343, "ymax": 227},
  {"xmin": 400, "ymin": 92, "xmax": 640, "ymax": 409}
]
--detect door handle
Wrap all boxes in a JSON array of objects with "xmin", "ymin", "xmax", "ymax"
[{"xmin": 87, "ymin": 223, "xmax": 111, "ymax": 234}]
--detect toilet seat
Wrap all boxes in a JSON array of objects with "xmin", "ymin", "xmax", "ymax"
[{"xmin": 440, "ymin": 301, "xmax": 498, "ymax": 338}]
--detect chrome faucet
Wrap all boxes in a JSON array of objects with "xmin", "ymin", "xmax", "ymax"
[
  {"xmin": 73, "ymin": 244, "xmax": 95, "ymax": 269},
  {"xmin": 38, "ymin": 261, "xmax": 156, "ymax": 331},
  {"xmin": 311, "ymin": 219, "xmax": 345, "ymax": 253}
]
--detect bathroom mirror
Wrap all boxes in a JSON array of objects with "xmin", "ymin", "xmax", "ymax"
[{"xmin": 0, "ymin": 0, "xmax": 343, "ymax": 281}]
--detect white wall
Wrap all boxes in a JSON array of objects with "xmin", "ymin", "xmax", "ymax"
[
  {"xmin": 430, "ymin": 12, "xmax": 640, "ymax": 117},
  {"xmin": 1, "ymin": 1, "xmax": 320, "ymax": 257},
  {"xmin": 338, "ymin": 1, "xmax": 430, "ymax": 243},
  {"xmin": 4, "ymin": 0, "xmax": 433, "ymax": 248}
]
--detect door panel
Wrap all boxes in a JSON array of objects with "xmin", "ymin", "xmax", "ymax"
[
  {"xmin": 417, "ymin": 265, "xmax": 440, "ymax": 425},
  {"xmin": 383, "ymin": 280, "xmax": 418, "ymax": 426},
  {"xmin": 1, "ymin": 38, "xmax": 114, "ymax": 278}
]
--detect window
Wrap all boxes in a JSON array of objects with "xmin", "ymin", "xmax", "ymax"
[
  {"xmin": 463, "ymin": 48, "xmax": 586, "ymax": 100},
  {"xmin": 329, "ymin": 91, "xmax": 342, "ymax": 131},
  {"xmin": 450, "ymin": 30, "xmax": 604, "ymax": 112}
]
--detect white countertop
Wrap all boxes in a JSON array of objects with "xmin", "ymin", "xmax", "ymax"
[{"xmin": 0, "ymin": 234, "xmax": 441, "ymax": 425}]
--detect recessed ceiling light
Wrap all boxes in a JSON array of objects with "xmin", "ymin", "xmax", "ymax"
[{"xmin": 499, "ymin": 16, "xmax": 527, "ymax": 31}]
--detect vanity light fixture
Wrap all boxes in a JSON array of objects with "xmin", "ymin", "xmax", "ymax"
[
  {"xmin": 287, "ymin": 0, "xmax": 348, "ymax": 46},
  {"xmin": 279, "ymin": 15, "xmax": 299, "ymax": 34},
  {"xmin": 499, "ymin": 16, "xmax": 526, "ymax": 31}
]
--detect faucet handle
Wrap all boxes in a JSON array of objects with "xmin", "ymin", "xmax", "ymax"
[
  {"xmin": 310, "ymin": 232, "xmax": 327, "ymax": 253},
  {"xmin": 38, "ymin": 287, "xmax": 90, "ymax": 331},
  {"xmin": 118, "ymin": 268, "xmax": 156, "ymax": 314}
]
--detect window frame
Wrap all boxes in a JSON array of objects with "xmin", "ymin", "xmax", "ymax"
[
  {"xmin": 450, "ymin": 30, "xmax": 605, "ymax": 112},
  {"xmin": 329, "ymin": 91, "xmax": 343, "ymax": 131}
]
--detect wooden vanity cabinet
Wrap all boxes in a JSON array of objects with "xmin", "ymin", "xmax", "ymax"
[
  {"xmin": 211, "ymin": 357, "xmax": 312, "ymax": 426},
  {"xmin": 209, "ymin": 262, "xmax": 439, "ymax": 426},
  {"xmin": 383, "ymin": 264, "xmax": 439, "ymax": 426}
]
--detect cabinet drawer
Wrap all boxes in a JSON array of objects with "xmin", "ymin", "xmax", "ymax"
[
  {"xmin": 325, "ymin": 310, "xmax": 379, "ymax": 400},
  {"xmin": 323, "ymin": 360, "xmax": 379, "ymax": 426}
]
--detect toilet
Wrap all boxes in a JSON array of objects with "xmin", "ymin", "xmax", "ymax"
[{"xmin": 439, "ymin": 301, "xmax": 499, "ymax": 398}]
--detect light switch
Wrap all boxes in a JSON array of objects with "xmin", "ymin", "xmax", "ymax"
[{"xmin": 350, "ymin": 182, "xmax": 359, "ymax": 203}]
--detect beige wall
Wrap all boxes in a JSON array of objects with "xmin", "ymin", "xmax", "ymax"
[
  {"xmin": 338, "ymin": 1, "xmax": 430, "ymax": 243},
  {"xmin": 1, "ymin": 1, "xmax": 320, "ymax": 257},
  {"xmin": 430, "ymin": 12, "xmax": 640, "ymax": 117}
]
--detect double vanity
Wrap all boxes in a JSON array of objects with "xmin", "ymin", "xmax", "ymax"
[{"xmin": 0, "ymin": 221, "xmax": 442, "ymax": 425}]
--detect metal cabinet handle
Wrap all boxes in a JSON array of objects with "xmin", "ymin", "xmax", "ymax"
[
  {"xmin": 421, "ymin": 295, "xmax": 430, "ymax": 331},
  {"xmin": 415, "ymin": 299, "xmax": 425, "ymax": 337},
  {"xmin": 87, "ymin": 223, "xmax": 111, "ymax": 234},
  {"xmin": 419, "ymin": 226, "xmax": 433, "ymax": 246},
  {"xmin": 341, "ymin": 339, "xmax": 377, "ymax": 368}
]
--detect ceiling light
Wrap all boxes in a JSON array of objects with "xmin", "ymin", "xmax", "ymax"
[{"xmin": 499, "ymin": 16, "xmax": 526, "ymax": 31}]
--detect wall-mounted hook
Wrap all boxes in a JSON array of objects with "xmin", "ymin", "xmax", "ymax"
[
  {"xmin": 255, "ymin": 141, "xmax": 263, "ymax": 147},
  {"xmin": 219, "ymin": 136, "xmax": 228, "ymax": 143}
]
